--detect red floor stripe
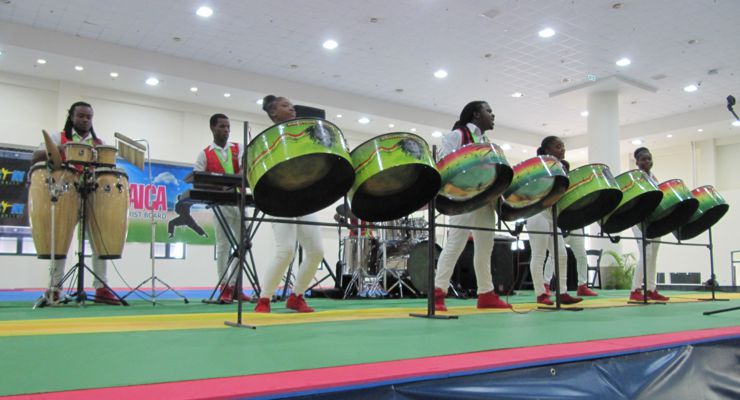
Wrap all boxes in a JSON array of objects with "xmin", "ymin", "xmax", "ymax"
[{"xmin": 7, "ymin": 326, "xmax": 740, "ymax": 400}]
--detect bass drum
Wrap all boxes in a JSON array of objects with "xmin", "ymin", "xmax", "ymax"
[{"xmin": 404, "ymin": 240, "xmax": 442, "ymax": 295}]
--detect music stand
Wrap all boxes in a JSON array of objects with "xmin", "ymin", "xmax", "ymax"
[{"xmin": 117, "ymin": 133, "xmax": 189, "ymax": 305}]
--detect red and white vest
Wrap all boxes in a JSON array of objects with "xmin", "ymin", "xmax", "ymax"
[{"xmin": 203, "ymin": 143, "xmax": 239, "ymax": 174}]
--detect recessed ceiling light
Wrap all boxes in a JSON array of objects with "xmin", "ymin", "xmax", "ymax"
[
  {"xmin": 538, "ymin": 28, "xmax": 556, "ymax": 38},
  {"xmin": 0, "ymin": 50, "xmax": 3, "ymax": 56},
  {"xmin": 501, "ymin": 144, "xmax": 512, "ymax": 151},
  {"xmin": 697, "ymin": 128, "xmax": 703, "ymax": 132},
  {"xmin": 683, "ymin": 84, "xmax": 698, "ymax": 92},
  {"xmin": 196, "ymin": 6, "xmax": 213, "ymax": 17},
  {"xmin": 432, "ymin": 131, "xmax": 442, "ymax": 137},
  {"xmin": 666, "ymin": 134, "xmax": 673, "ymax": 138},
  {"xmin": 732, "ymin": 120, "xmax": 740, "ymax": 127},
  {"xmin": 74, "ymin": 65, "xmax": 84, "ymax": 71},
  {"xmin": 145, "ymin": 77, "xmax": 159, "ymax": 86},
  {"xmin": 388, "ymin": 123, "xmax": 395, "ymax": 128},
  {"xmin": 190, "ymin": 86, "xmax": 198, "ymax": 92},
  {"xmin": 631, "ymin": 139, "xmax": 643, "ymax": 145},
  {"xmin": 616, "ymin": 58, "xmax": 631, "ymax": 67},
  {"xmin": 109, "ymin": 72, "xmax": 119, "ymax": 78},
  {"xmin": 322, "ymin": 40, "xmax": 338, "ymax": 50},
  {"xmin": 256, "ymin": 98, "xmax": 263, "ymax": 105},
  {"xmin": 410, "ymin": 128, "xmax": 417, "ymax": 132},
  {"xmin": 580, "ymin": 110, "xmax": 589, "ymax": 117},
  {"xmin": 36, "ymin": 58, "xmax": 47, "ymax": 65},
  {"xmin": 434, "ymin": 69, "xmax": 448, "ymax": 79},
  {"xmin": 511, "ymin": 92, "xmax": 523, "ymax": 98},
  {"xmin": 336, "ymin": 114, "xmax": 343, "ymax": 118},
  {"xmin": 358, "ymin": 117, "xmax": 370, "ymax": 124},
  {"xmin": 223, "ymin": 93, "xmax": 231, "ymax": 98},
  {"xmin": 521, "ymin": 149, "xmax": 528, "ymax": 153}
]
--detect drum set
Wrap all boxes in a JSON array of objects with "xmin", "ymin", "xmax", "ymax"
[{"xmin": 30, "ymin": 138, "xmax": 130, "ymax": 306}]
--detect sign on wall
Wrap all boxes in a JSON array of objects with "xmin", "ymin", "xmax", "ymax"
[{"xmin": 0, "ymin": 148, "xmax": 32, "ymax": 231}]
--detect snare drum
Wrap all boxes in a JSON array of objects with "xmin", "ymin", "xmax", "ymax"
[
  {"xmin": 95, "ymin": 145, "xmax": 118, "ymax": 166},
  {"xmin": 28, "ymin": 163, "xmax": 80, "ymax": 259},
  {"xmin": 498, "ymin": 156, "xmax": 569, "ymax": 221},
  {"xmin": 342, "ymin": 236, "xmax": 378, "ymax": 275},
  {"xmin": 246, "ymin": 118, "xmax": 354, "ymax": 217},
  {"xmin": 600, "ymin": 169, "xmax": 663, "ymax": 233},
  {"xmin": 435, "ymin": 143, "xmax": 513, "ymax": 215},
  {"xmin": 673, "ymin": 185, "xmax": 729, "ymax": 240},
  {"xmin": 349, "ymin": 133, "xmax": 440, "ymax": 222},
  {"xmin": 64, "ymin": 142, "xmax": 94, "ymax": 164},
  {"xmin": 556, "ymin": 163, "xmax": 622, "ymax": 231},
  {"xmin": 86, "ymin": 168, "xmax": 130, "ymax": 259},
  {"xmin": 644, "ymin": 179, "xmax": 699, "ymax": 239}
]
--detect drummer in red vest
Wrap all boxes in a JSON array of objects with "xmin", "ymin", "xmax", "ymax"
[
  {"xmin": 31, "ymin": 101, "xmax": 120, "ymax": 305},
  {"xmin": 254, "ymin": 95, "xmax": 324, "ymax": 313},
  {"xmin": 630, "ymin": 147, "xmax": 669, "ymax": 302},
  {"xmin": 433, "ymin": 101, "xmax": 512, "ymax": 311},
  {"xmin": 194, "ymin": 113, "xmax": 249, "ymax": 302}
]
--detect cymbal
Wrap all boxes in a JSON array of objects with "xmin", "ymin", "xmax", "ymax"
[{"xmin": 42, "ymin": 129, "xmax": 62, "ymax": 170}]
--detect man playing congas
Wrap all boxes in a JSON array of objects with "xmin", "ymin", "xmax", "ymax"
[
  {"xmin": 194, "ymin": 113, "xmax": 248, "ymax": 303},
  {"xmin": 31, "ymin": 101, "xmax": 120, "ymax": 304},
  {"xmin": 433, "ymin": 101, "xmax": 512, "ymax": 311}
]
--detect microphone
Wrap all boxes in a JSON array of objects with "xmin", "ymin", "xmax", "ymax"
[{"xmin": 728, "ymin": 95, "xmax": 739, "ymax": 121}]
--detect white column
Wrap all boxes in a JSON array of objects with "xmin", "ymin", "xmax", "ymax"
[
  {"xmin": 692, "ymin": 139, "xmax": 716, "ymax": 188},
  {"xmin": 587, "ymin": 90, "xmax": 621, "ymax": 173}
]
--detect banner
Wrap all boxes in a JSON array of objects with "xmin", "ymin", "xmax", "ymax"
[
  {"xmin": 0, "ymin": 148, "xmax": 32, "ymax": 232},
  {"xmin": 118, "ymin": 158, "xmax": 215, "ymax": 245}
]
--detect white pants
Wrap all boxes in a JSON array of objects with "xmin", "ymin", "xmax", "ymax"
[
  {"xmin": 214, "ymin": 205, "xmax": 243, "ymax": 286},
  {"xmin": 631, "ymin": 225, "xmax": 660, "ymax": 291},
  {"xmin": 261, "ymin": 213, "xmax": 324, "ymax": 298},
  {"xmin": 527, "ymin": 209, "xmax": 568, "ymax": 296},
  {"xmin": 434, "ymin": 204, "xmax": 495, "ymax": 294},
  {"xmin": 49, "ymin": 226, "xmax": 108, "ymax": 289},
  {"xmin": 544, "ymin": 228, "xmax": 588, "ymax": 286}
]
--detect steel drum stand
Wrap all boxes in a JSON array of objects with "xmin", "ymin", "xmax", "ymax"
[
  {"xmin": 691, "ymin": 228, "xmax": 729, "ymax": 304},
  {"xmin": 628, "ymin": 222, "xmax": 665, "ymax": 306},
  {"xmin": 539, "ymin": 206, "xmax": 582, "ymax": 312}
]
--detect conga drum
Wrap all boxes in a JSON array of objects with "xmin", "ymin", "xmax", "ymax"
[
  {"xmin": 556, "ymin": 164, "xmax": 622, "ymax": 231},
  {"xmin": 644, "ymin": 179, "xmax": 699, "ymax": 239},
  {"xmin": 64, "ymin": 142, "xmax": 94, "ymax": 164},
  {"xmin": 94, "ymin": 145, "xmax": 118, "ymax": 166},
  {"xmin": 349, "ymin": 133, "xmax": 440, "ymax": 222},
  {"xmin": 600, "ymin": 169, "xmax": 663, "ymax": 234},
  {"xmin": 86, "ymin": 168, "xmax": 130, "ymax": 259},
  {"xmin": 673, "ymin": 185, "xmax": 729, "ymax": 240},
  {"xmin": 498, "ymin": 156, "xmax": 569, "ymax": 221},
  {"xmin": 435, "ymin": 143, "xmax": 513, "ymax": 215},
  {"xmin": 246, "ymin": 118, "xmax": 354, "ymax": 217},
  {"xmin": 28, "ymin": 163, "xmax": 80, "ymax": 259}
]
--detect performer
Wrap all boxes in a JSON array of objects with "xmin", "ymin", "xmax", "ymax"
[
  {"xmin": 194, "ymin": 113, "xmax": 248, "ymax": 302},
  {"xmin": 31, "ymin": 101, "xmax": 119, "ymax": 304},
  {"xmin": 526, "ymin": 136, "xmax": 583, "ymax": 305},
  {"xmin": 433, "ymin": 100, "xmax": 511, "ymax": 311},
  {"xmin": 254, "ymin": 95, "xmax": 324, "ymax": 313},
  {"xmin": 630, "ymin": 147, "xmax": 669, "ymax": 301}
]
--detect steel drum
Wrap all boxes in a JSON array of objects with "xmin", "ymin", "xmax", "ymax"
[
  {"xmin": 644, "ymin": 179, "xmax": 699, "ymax": 239},
  {"xmin": 349, "ymin": 133, "xmax": 440, "ymax": 222},
  {"xmin": 246, "ymin": 118, "xmax": 354, "ymax": 217},
  {"xmin": 498, "ymin": 156, "xmax": 569, "ymax": 221},
  {"xmin": 673, "ymin": 185, "xmax": 729, "ymax": 240},
  {"xmin": 435, "ymin": 143, "xmax": 513, "ymax": 215},
  {"xmin": 556, "ymin": 164, "xmax": 622, "ymax": 231},
  {"xmin": 600, "ymin": 169, "xmax": 663, "ymax": 234}
]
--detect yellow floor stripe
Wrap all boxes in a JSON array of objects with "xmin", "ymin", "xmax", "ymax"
[{"xmin": 1, "ymin": 294, "xmax": 736, "ymax": 337}]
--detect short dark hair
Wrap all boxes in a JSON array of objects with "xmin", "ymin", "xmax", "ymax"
[
  {"xmin": 209, "ymin": 113, "xmax": 229, "ymax": 127},
  {"xmin": 634, "ymin": 146, "xmax": 650, "ymax": 160},
  {"xmin": 262, "ymin": 95, "xmax": 280, "ymax": 113},
  {"xmin": 537, "ymin": 135, "xmax": 560, "ymax": 156}
]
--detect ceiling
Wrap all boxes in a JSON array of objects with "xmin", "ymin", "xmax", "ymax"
[{"xmin": 1, "ymin": 0, "xmax": 739, "ymax": 160}]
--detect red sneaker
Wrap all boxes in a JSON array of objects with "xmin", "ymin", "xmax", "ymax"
[
  {"xmin": 234, "ymin": 288, "xmax": 251, "ymax": 302},
  {"xmin": 286, "ymin": 294, "xmax": 314, "ymax": 313},
  {"xmin": 543, "ymin": 283, "xmax": 551, "ymax": 296},
  {"xmin": 647, "ymin": 290, "xmax": 670, "ymax": 301},
  {"xmin": 577, "ymin": 284, "xmax": 598, "ymax": 296},
  {"xmin": 434, "ymin": 287, "xmax": 447, "ymax": 311},
  {"xmin": 94, "ymin": 287, "xmax": 121, "ymax": 305},
  {"xmin": 559, "ymin": 293, "xmax": 583, "ymax": 305},
  {"xmin": 219, "ymin": 285, "xmax": 234, "ymax": 303},
  {"xmin": 254, "ymin": 297, "xmax": 271, "ymax": 313},
  {"xmin": 629, "ymin": 289, "xmax": 645, "ymax": 302},
  {"xmin": 537, "ymin": 293, "xmax": 554, "ymax": 305},
  {"xmin": 477, "ymin": 291, "xmax": 511, "ymax": 309}
]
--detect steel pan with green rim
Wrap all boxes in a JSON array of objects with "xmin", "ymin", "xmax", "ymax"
[
  {"xmin": 673, "ymin": 185, "xmax": 729, "ymax": 240},
  {"xmin": 599, "ymin": 169, "xmax": 663, "ymax": 234},
  {"xmin": 556, "ymin": 163, "xmax": 622, "ymax": 231},
  {"xmin": 349, "ymin": 132, "xmax": 440, "ymax": 222},
  {"xmin": 644, "ymin": 179, "xmax": 699, "ymax": 239},
  {"xmin": 498, "ymin": 156, "xmax": 569, "ymax": 221},
  {"xmin": 246, "ymin": 118, "xmax": 353, "ymax": 217},
  {"xmin": 435, "ymin": 143, "xmax": 513, "ymax": 216}
]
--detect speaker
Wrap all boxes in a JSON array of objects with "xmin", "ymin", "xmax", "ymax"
[
  {"xmin": 294, "ymin": 104, "xmax": 326, "ymax": 119},
  {"xmin": 452, "ymin": 238, "xmax": 515, "ymax": 296}
]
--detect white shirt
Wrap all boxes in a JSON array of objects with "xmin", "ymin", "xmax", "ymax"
[
  {"xmin": 438, "ymin": 122, "xmax": 488, "ymax": 160},
  {"xmin": 194, "ymin": 142, "xmax": 244, "ymax": 172}
]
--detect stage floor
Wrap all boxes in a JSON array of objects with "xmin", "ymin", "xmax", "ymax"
[{"xmin": 1, "ymin": 289, "xmax": 739, "ymax": 399}]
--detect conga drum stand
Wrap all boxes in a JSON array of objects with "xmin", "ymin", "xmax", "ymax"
[{"xmin": 33, "ymin": 169, "xmax": 65, "ymax": 309}]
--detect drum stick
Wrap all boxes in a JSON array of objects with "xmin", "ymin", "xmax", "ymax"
[
  {"xmin": 42, "ymin": 129, "xmax": 62, "ymax": 171},
  {"xmin": 114, "ymin": 132, "xmax": 147, "ymax": 151}
]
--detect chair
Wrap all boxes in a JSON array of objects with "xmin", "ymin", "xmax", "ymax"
[{"xmin": 586, "ymin": 249, "xmax": 603, "ymax": 289}]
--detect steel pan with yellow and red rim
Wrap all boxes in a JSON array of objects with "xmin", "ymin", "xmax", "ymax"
[
  {"xmin": 644, "ymin": 179, "xmax": 699, "ymax": 239},
  {"xmin": 498, "ymin": 155, "xmax": 569, "ymax": 221},
  {"xmin": 435, "ymin": 143, "xmax": 513, "ymax": 215},
  {"xmin": 556, "ymin": 163, "xmax": 622, "ymax": 231},
  {"xmin": 349, "ymin": 133, "xmax": 440, "ymax": 222},
  {"xmin": 246, "ymin": 118, "xmax": 354, "ymax": 217},
  {"xmin": 599, "ymin": 169, "xmax": 663, "ymax": 234},
  {"xmin": 673, "ymin": 185, "xmax": 729, "ymax": 240}
]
